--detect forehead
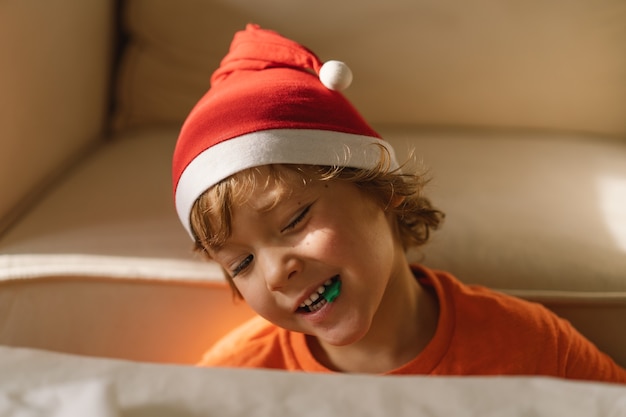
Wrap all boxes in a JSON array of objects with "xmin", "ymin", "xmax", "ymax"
[{"xmin": 232, "ymin": 165, "xmax": 313, "ymax": 210}]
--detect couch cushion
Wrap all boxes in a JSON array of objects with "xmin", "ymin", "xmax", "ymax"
[
  {"xmin": 388, "ymin": 129, "xmax": 626, "ymax": 292},
  {"xmin": 112, "ymin": 0, "xmax": 626, "ymax": 137},
  {"xmin": 3, "ymin": 128, "xmax": 624, "ymax": 290},
  {"xmin": 0, "ymin": 128, "xmax": 228, "ymax": 283},
  {"xmin": 0, "ymin": 277, "xmax": 254, "ymax": 363},
  {"xmin": 0, "ymin": 0, "xmax": 114, "ymax": 235}
]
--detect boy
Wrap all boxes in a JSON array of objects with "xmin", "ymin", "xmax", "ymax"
[{"xmin": 172, "ymin": 24, "xmax": 626, "ymax": 382}]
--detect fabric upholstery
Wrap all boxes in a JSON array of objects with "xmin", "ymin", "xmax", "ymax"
[
  {"xmin": 1, "ymin": 0, "xmax": 625, "ymax": 367},
  {"xmin": 113, "ymin": 0, "xmax": 626, "ymax": 137},
  {"xmin": 1, "ymin": 129, "xmax": 624, "ymax": 366},
  {"xmin": 0, "ymin": 0, "xmax": 114, "ymax": 234}
]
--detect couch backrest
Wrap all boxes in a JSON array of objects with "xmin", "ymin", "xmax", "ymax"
[
  {"xmin": 0, "ymin": 0, "xmax": 115, "ymax": 235},
  {"xmin": 113, "ymin": 0, "xmax": 626, "ymax": 138}
]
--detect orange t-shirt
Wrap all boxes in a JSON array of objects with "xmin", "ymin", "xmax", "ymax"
[{"xmin": 199, "ymin": 265, "xmax": 626, "ymax": 384}]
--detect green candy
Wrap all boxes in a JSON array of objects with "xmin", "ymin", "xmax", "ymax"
[{"xmin": 323, "ymin": 279, "xmax": 341, "ymax": 303}]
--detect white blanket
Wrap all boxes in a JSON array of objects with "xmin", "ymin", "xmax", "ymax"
[
  {"xmin": 0, "ymin": 346, "xmax": 624, "ymax": 416},
  {"xmin": 0, "ymin": 379, "xmax": 117, "ymax": 417}
]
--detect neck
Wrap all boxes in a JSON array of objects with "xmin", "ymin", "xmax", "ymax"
[{"xmin": 309, "ymin": 263, "xmax": 439, "ymax": 373}]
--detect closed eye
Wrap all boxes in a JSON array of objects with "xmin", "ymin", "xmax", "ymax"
[
  {"xmin": 281, "ymin": 204, "xmax": 312, "ymax": 233},
  {"xmin": 231, "ymin": 254, "xmax": 253, "ymax": 277}
]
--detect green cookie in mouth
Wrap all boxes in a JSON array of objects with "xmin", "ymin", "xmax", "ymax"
[{"xmin": 323, "ymin": 278, "xmax": 341, "ymax": 303}]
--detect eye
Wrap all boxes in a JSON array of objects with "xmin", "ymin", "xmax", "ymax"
[
  {"xmin": 281, "ymin": 204, "xmax": 312, "ymax": 233},
  {"xmin": 231, "ymin": 254, "xmax": 253, "ymax": 277}
]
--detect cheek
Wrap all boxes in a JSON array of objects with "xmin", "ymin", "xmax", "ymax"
[
  {"xmin": 237, "ymin": 286, "xmax": 291, "ymax": 326},
  {"xmin": 233, "ymin": 280, "xmax": 269, "ymax": 311},
  {"xmin": 301, "ymin": 226, "xmax": 348, "ymax": 261},
  {"xmin": 318, "ymin": 209, "xmax": 391, "ymax": 252}
]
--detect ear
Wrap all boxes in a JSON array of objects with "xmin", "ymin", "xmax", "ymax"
[{"xmin": 389, "ymin": 194, "xmax": 405, "ymax": 209}]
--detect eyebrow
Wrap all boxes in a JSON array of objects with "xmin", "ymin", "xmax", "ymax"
[{"xmin": 252, "ymin": 183, "xmax": 297, "ymax": 213}]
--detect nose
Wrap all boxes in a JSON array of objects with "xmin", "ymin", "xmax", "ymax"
[{"xmin": 260, "ymin": 247, "xmax": 302, "ymax": 291}]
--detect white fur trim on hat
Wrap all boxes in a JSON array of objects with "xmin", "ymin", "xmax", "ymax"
[{"xmin": 175, "ymin": 128, "xmax": 399, "ymax": 238}]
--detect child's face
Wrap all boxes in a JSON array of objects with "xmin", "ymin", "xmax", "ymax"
[{"xmin": 208, "ymin": 166, "xmax": 407, "ymax": 347}]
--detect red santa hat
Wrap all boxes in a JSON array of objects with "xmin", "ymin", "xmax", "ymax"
[{"xmin": 172, "ymin": 24, "xmax": 399, "ymax": 238}]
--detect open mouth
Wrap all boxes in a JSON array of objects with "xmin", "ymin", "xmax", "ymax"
[{"xmin": 297, "ymin": 276, "xmax": 341, "ymax": 313}]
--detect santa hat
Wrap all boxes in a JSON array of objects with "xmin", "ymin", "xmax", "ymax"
[{"xmin": 173, "ymin": 24, "xmax": 399, "ymax": 239}]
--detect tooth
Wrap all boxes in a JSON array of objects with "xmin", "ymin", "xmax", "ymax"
[
  {"xmin": 311, "ymin": 299, "xmax": 327, "ymax": 312},
  {"xmin": 310, "ymin": 292, "xmax": 320, "ymax": 302},
  {"xmin": 324, "ymin": 279, "xmax": 332, "ymax": 286},
  {"xmin": 304, "ymin": 298, "xmax": 313, "ymax": 306},
  {"xmin": 317, "ymin": 286, "xmax": 325, "ymax": 294}
]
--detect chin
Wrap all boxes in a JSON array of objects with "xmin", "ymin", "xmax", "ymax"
[{"xmin": 316, "ymin": 323, "xmax": 371, "ymax": 347}]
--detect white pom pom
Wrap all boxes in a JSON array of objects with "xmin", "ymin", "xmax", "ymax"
[{"xmin": 319, "ymin": 60, "xmax": 353, "ymax": 91}]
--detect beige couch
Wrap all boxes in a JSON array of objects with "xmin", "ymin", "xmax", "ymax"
[{"xmin": 1, "ymin": 0, "xmax": 625, "ymax": 367}]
